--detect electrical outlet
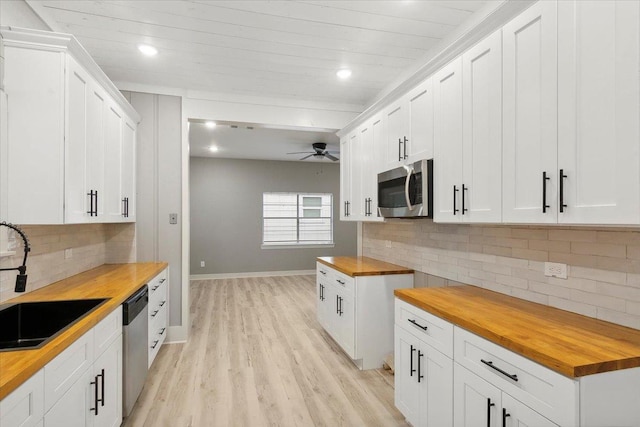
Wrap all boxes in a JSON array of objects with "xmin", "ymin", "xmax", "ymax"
[
  {"xmin": 64, "ymin": 248, "xmax": 73, "ymax": 259},
  {"xmin": 200, "ymin": 261, "xmax": 205, "ymax": 268},
  {"xmin": 385, "ymin": 240, "xmax": 392, "ymax": 248},
  {"xmin": 544, "ymin": 262, "xmax": 568, "ymax": 279}
]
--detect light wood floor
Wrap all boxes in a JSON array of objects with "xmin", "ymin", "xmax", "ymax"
[{"xmin": 123, "ymin": 275, "xmax": 409, "ymax": 427}]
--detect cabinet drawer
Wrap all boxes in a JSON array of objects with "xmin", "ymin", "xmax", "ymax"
[
  {"xmin": 148, "ymin": 269, "xmax": 168, "ymax": 308},
  {"xmin": 395, "ymin": 299, "xmax": 453, "ymax": 358},
  {"xmin": 0, "ymin": 369, "xmax": 44, "ymax": 427},
  {"xmin": 44, "ymin": 329, "xmax": 94, "ymax": 412},
  {"xmin": 332, "ymin": 270, "xmax": 354, "ymax": 295},
  {"xmin": 316, "ymin": 263, "xmax": 334, "ymax": 283},
  {"xmin": 454, "ymin": 327, "xmax": 577, "ymax": 426},
  {"xmin": 93, "ymin": 306, "xmax": 122, "ymax": 358}
]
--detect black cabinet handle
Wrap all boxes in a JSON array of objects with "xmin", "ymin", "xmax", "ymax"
[
  {"xmin": 398, "ymin": 138, "xmax": 402, "ymax": 162},
  {"xmin": 122, "ymin": 197, "xmax": 130, "ymax": 217},
  {"xmin": 151, "ymin": 310, "xmax": 159, "ymax": 317},
  {"xmin": 481, "ymin": 359, "xmax": 518, "ymax": 382},
  {"xmin": 151, "ymin": 340, "xmax": 160, "ymax": 349},
  {"xmin": 159, "ymin": 300, "xmax": 166, "ymax": 307},
  {"xmin": 410, "ymin": 344, "xmax": 416, "ymax": 377},
  {"xmin": 408, "ymin": 318, "xmax": 428, "ymax": 331},
  {"xmin": 453, "ymin": 185, "xmax": 459, "ymax": 215},
  {"xmin": 502, "ymin": 408, "xmax": 511, "ymax": 427},
  {"xmin": 95, "ymin": 191, "xmax": 99, "ymax": 216},
  {"xmin": 160, "ymin": 327, "xmax": 166, "ymax": 335},
  {"xmin": 98, "ymin": 369, "xmax": 105, "ymax": 407},
  {"xmin": 90, "ymin": 375, "xmax": 99, "ymax": 415},
  {"xmin": 462, "ymin": 184, "xmax": 468, "ymax": 214},
  {"xmin": 559, "ymin": 169, "xmax": 568, "ymax": 213},
  {"xmin": 542, "ymin": 171, "xmax": 550, "ymax": 213},
  {"xmin": 152, "ymin": 285, "xmax": 160, "ymax": 291},
  {"xmin": 338, "ymin": 296, "xmax": 343, "ymax": 316},
  {"xmin": 319, "ymin": 284, "xmax": 324, "ymax": 301},
  {"xmin": 159, "ymin": 278, "xmax": 166, "ymax": 283},
  {"xmin": 487, "ymin": 398, "xmax": 495, "ymax": 427},
  {"xmin": 417, "ymin": 350, "xmax": 424, "ymax": 383},
  {"xmin": 87, "ymin": 190, "xmax": 97, "ymax": 216},
  {"xmin": 336, "ymin": 279, "xmax": 345, "ymax": 285},
  {"xmin": 403, "ymin": 136, "xmax": 408, "ymax": 159},
  {"xmin": 336, "ymin": 295, "xmax": 340, "ymax": 314}
]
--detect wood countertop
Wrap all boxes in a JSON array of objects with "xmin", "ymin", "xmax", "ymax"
[
  {"xmin": 317, "ymin": 256, "xmax": 414, "ymax": 277},
  {"xmin": 395, "ymin": 285, "xmax": 640, "ymax": 378},
  {"xmin": 0, "ymin": 262, "xmax": 168, "ymax": 400}
]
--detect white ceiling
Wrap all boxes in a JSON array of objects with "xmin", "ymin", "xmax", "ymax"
[
  {"xmin": 25, "ymin": 0, "xmax": 488, "ymax": 161},
  {"xmin": 189, "ymin": 120, "xmax": 340, "ymax": 162}
]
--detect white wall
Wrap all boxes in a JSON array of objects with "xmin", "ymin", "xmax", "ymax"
[{"xmin": 0, "ymin": 0, "xmax": 50, "ymax": 29}]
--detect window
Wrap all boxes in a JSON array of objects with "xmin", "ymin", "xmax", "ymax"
[{"xmin": 262, "ymin": 192, "xmax": 333, "ymax": 247}]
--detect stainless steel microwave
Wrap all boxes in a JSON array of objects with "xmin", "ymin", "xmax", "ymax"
[{"xmin": 377, "ymin": 159, "xmax": 433, "ymax": 218}]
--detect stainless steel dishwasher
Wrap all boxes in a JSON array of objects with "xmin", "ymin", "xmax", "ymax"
[{"xmin": 122, "ymin": 284, "xmax": 149, "ymax": 417}]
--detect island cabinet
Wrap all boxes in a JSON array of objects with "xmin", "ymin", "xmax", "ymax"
[
  {"xmin": 316, "ymin": 256, "xmax": 413, "ymax": 370},
  {"xmin": 394, "ymin": 286, "xmax": 640, "ymax": 427},
  {"xmin": 148, "ymin": 267, "xmax": 169, "ymax": 367}
]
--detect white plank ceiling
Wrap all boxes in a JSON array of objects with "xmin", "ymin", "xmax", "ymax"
[
  {"xmin": 26, "ymin": 0, "xmax": 487, "ymax": 107},
  {"xmin": 24, "ymin": 0, "xmax": 487, "ymax": 161}
]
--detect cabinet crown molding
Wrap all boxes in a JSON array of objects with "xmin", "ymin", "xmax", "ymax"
[{"xmin": 1, "ymin": 26, "xmax": 141, "ymax": 124}]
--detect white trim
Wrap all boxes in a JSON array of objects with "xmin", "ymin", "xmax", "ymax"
[
  {"xmin": 165, "ymin": 325, "xmax": 187, "ymax": 343},
  {"xmin": 261, "ymin": 243, "xmax": 334, "ymax": 250},
  {"xmin": 190, "ymin": 270, "xmax": 315, "ymax": 280}
]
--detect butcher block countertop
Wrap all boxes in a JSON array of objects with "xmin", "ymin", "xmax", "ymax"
[
  {"xmin": 395, "ymin": 285, "xmax": 640, "ymax": 378},
  {"xmin": 317, "ymin": 256, "xmax": 414, "ymax": 277},
  {"xmin": 0, "ymin": 262, "xmax": 167, "ymax": 400}
]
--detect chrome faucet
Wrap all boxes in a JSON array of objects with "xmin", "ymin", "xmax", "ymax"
[{"xmin": 0, "ymin": 221, "xmax": 30, "ymax": 292}]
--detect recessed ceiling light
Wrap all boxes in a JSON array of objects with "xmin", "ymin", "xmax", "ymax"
[
  {"xmin": 209, "ymin": 145, "xmax": 219, "ymax": 153},
  {"xmin": 337, "ymin": 69, "xmax": 352, "ymax": 79},
  {"xmin": 137, "ymin": 44, "xmax": 158, "ymax": 56},
  {"xmin": 205, "ymin": 121, "xmax": 216, "ymax": 129}
]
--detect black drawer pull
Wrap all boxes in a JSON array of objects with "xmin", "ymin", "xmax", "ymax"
[
  {"xmin": 151, "ymin": 340, "xmax": 160, "ymax": 349},
  {"xmin": 487, "ymin": 398, "xmax": 495, "ymax": 427},
  {"xmin": 159, "ymin": 300, "xmax": 166, "ymax": 307},
  {"xmin": 319, "ymin": 270, "xmax": 326, "ymax": 275},
  {"xmin": 542, "ymin": 171, "xmax": 550, "ymax": 213},
  {"xmin": 417, "ymin": 350, "xmax": 424, "ymax": 382},
  {"xmin": 160, "ymin": 328, "xmax": 166, "ymax": 335},
  {"xmin": 410, "ymin": 345, "xmax": 416, "ymax": 376},
  {"xmin": 336, "ymin": 279, "xmax": 345, "ymax": 285},
  {"xmin": 152, "ymin": 285, "xmax": 160, "ymax": 291},
  {"xmin": 408, "ymin": 318, "xmax": 428, "ymax": 331},
  {"xmin": 159, "ymin": 278, "xmax": 166, "ymax": 283},
  {"xmin": 481, "ymin": 359, "xmax": 518, "ymax": 382},
  {"xmin": 151, "ymin": 310, "xmax": 159, "ymax": 317},
  {"xmin": 502, "ymin": 408, "xmax": 511, "ymax": 427}
]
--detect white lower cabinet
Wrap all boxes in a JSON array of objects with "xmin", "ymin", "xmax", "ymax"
[
  {"xmin": 0, "ymin": 369, "xmax": 44, "ymax": 427},
  {"xmin": 395, "ymin": 298, "xmax": 640, "ymax": 426},
  {"xmin": 0, "ymin": 307, "xmax": 124, "ymax": 427},
  {"xmin": 148, "ymin": 267, "xmax": 169, "ymax": 367},
  {"xmin": 317, "ymin": 262, "xmax": 413, "ymax": 370}
]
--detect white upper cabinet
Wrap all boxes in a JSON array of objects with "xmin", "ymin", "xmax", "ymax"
[
  {"xmin": 1, "ymin": 27, "xmax": 139, "ymax": 225},
  {"xmin": 557, "ymin": 0, "xmax": 640, "ymax": 225},
  {"xmin": 384, "ymin": 78, "xmax": 434, "ymax": 170},
  {"xmin": 502, "ymin": 0, "xmax": 558, "ymax": 224},
  {"xmin": 435, "ymin": 31, "xmax": 502, "ymax": 224},
  {"xmin": 461, "ymin": 30, "xmax": 502, "ymax": 223},
  {"xmin": 433, "ymin": 58, "xmax": 464, "ymax": 222},
  {"xmin": 340, "ymin": 134, "xmax": 352, "ymax": 220}
]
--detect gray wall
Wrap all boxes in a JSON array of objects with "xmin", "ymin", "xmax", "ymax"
[
  {"xmin": 122, "ymin": 91, "xmax": 183, "ymax": 327},
  {"xmin": 190, "ymin": 157, "xmax": 356, "ymax": 274}
]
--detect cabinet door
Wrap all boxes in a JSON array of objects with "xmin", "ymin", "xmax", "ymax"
[
  {"xmin": 385, "ymin": 99, "xmax": 407, "ymax": 168},
  {"xmin": 334, "ymin": 289, "xmax": 355, "ymax": 359},
  {"xmin": 406, "ymin": 78, "xmax": 434, "ymax": 163},
  {"xmin": 394, "ymin": 326, "xmax": 421, "ymax": 427},
  {"xmin": 433, "ymin": 58, "xmax": 463, "ymax": 223},
  {"xmin": 121, "ymin": 119, "xmax": 136, "ymax": 221},
  {"xmin": 64, "ymin": 58, "xmax": 90, "ymax": 224},
  {"xmin": 93, "ymin": 337, "xmax": 122, "ymax": 427},
  {"xmin": 86, "ymin": 86, "xmax": 106, "ymax": 219},
  {"xmin": 502, "ymin": 394, "xmax": 558, "ymax": 427},
  {"xmin": 339, "ymin": 135, "xmax": 352, "ymax": 220},
  {"xmin": 419, "ymin": 342, "xmax": 453, "ymax": 427},
  {"xmin": 368, "ymin": 114, "xmax": 385, "ymax": 218},
  {"xmin": 316, "ymin": 278, "xmax": 331, "ymax": 331},
  {"xmin": 43, "ymin": 369, "xmax": 92, "ymax": 427},
  {"xmin": 502, "ymin": 1, "xmax": 558, "ymax": 223},
  {"xmin": 104, "ymin": 103, "xmax": 123, "ymax": 222},
  {"xmin": 557, "ymin": 0, "xmax": 640, "ymax": 224},
  {"xmin": 0, "ymin": 370, "xmax": 44, "ymax": 427},
  {"xmin": 357, "ymin": 121, "xmax": 372, "ymax": 219},
  {"xmin": 350, "ymin": 128, "xmax": 363, "ymax": 220},
  {"xmin": 462, "ymin": 31, "xmax": 502, "ymax": 223},
  {"xmin": 454, "ymin": 364, "xmax": 502, "ymax": 427}
]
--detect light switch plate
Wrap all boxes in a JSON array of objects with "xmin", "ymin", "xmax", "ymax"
[
  {"xmin": 64, "ymin": 248, "xmax": 73, "ymax": 259},
  {"xmin": 544, "ymin": 262, "xmax": 568, "ymax": 279},
  {"xmin": 169, "ymin": 213, "xmax": 178, "ymax": 224}
]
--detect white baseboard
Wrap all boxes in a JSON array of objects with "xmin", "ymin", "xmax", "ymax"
[{"xmin": 190, "ymin": 269, "xmax": 315, "ymax": 280}]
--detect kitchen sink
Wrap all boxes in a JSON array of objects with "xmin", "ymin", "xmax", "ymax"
[{"xmin": 0, "ymin": 298, "xmax": 109, "ymax": 351}]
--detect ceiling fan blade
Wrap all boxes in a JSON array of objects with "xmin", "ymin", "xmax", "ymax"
[
  {"xmin": 324, "ymin": 153, "xmax": 339, "ymax": 161},
  {"xmin": 287, "ymin": 151, "xmax": 314, "ymax": 155},
  {"xmin": 299, "ymin": 154, "xmax": 314, "ymax": 160}
]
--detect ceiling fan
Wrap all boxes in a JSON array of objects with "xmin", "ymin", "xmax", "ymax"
[{"xmin": 287, "ymin": 142, "xmax": 339, "ymax": 161}]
